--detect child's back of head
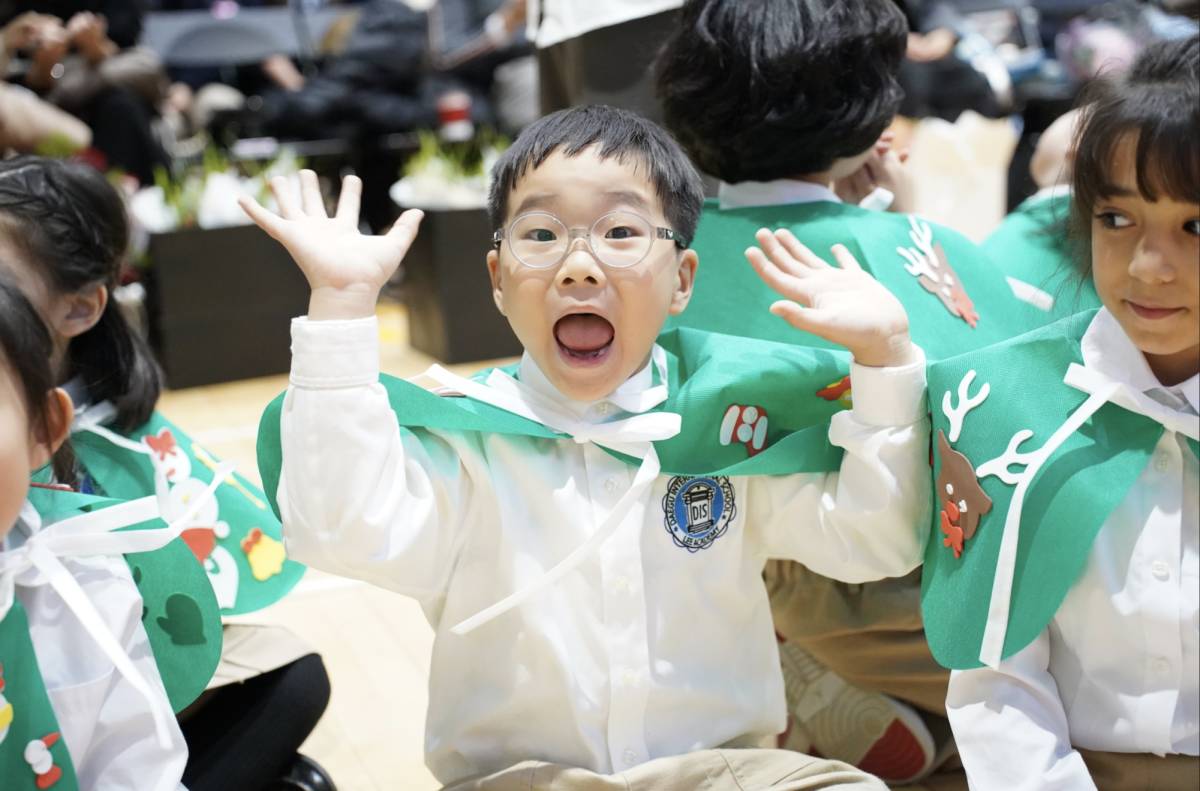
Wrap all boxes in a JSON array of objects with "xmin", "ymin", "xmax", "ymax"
[{"xmin": 655, "ymin": 0, "xmax": 908, "ymax": 183}]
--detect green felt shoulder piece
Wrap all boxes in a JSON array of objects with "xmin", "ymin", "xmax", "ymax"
[
  {"xmin": 667, "ymin": 200, "xmax": 1039, "ymax": 360},
  {"xmin": 981, "ymin": 193, "xmax": 1101, "ymax": 322},
  {"xmin": 73, "ymin": 412, "xmax": 304, "ymax": 615},
  {"xmin": 921, "ymin": 310, "xmax": 1162, "ymax": 669},
  {"xmin": 258, "ymin": 327, "xmax": 855, "ymax": 520},
  {"xmin": 23, "ymin": 488, "xmax": 223, "ymax": 713},
  {"xmin": 0, "ymin": 600, "xmax": 80, "ymax": 791}
]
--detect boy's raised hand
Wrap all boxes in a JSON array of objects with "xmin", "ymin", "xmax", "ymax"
[
  {"xmin": 239, "ymin": 170, "xmax": 424, "ymax": 320},
  {"xmin": 747, "ymin": 228, "xmax": 915, "ymax": 368}
]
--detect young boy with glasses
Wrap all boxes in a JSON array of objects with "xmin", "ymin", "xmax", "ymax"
[{"xmin": 242, "ymin": 105, "xmax": 931, "ymax": 791}]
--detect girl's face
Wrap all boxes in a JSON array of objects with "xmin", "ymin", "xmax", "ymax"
[
  {"xmin": 0, "ymin": 357, "xmax": 73, "ymax": 538},
  {"xmin": 1092, "ymin": 134, "xmax": 1200, "ymax": 386}
]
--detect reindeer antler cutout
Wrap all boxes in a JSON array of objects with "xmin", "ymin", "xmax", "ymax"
[
  {"xmin": 972, "ymin": 382, "xmax": 1120, "ymax": 668},
  {"xmin": 897, "ymin": 215, "xmax": 980, "ymax": 328},
  {"xmin": 942, "ymin": 370, "xmax": 990, "ymax": 443}
]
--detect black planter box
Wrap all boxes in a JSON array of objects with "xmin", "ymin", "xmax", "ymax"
[
  {"xmin": 149, "ymin": 224, "xmax": 310, "ymax": 389},
  {"xmin": 401, "ymin": 207, "xmax": 523, "ymax": 363}
]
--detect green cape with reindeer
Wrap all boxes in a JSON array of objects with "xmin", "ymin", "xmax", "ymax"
[
  {"xmin": 666, "ymin": 200, "xmax": 1041, "ymax": 360},
  {"xmin": 256, "ymin": 327, "xmax": 876, "ymax": 520},
  {"xmin": 921, "ymin": 310, "xmax": 1195, "ymax": 669}
]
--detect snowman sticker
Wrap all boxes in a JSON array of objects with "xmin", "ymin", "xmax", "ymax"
[{"xmin": 142, "ymin": 428, "xmax": 240, "ymax": 610}]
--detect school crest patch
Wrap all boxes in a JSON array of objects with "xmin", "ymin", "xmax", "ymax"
[{"xmin": 663, "ymin": 476, "xmax": 736, "ymax": 552}]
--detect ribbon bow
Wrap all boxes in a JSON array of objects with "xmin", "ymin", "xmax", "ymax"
[
  {"xmin": 977, "ymin": 363, "xmax": 1198, "ymax": 669},
  {"xmin": 412, "ymin": 348, "xmax": 680, "ymax": 635},
  {"xmin": 0, "ymin": 461, "xmax": 232, "ymax": 748}
]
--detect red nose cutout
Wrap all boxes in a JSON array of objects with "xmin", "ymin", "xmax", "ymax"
[{"xmin": 945, "ymin": 498, "xmax": 960, "ymax": 521}]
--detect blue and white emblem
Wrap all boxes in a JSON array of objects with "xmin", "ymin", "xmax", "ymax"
[{"xmin": 662, "ymin": 476, "xmax": 736, "ymax": 552}]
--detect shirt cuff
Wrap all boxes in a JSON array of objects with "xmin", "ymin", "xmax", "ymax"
[
  {"xmin": 290, "ymin": 316, "xmax": 379, "ymax": 389},
  {"xmin": 848, "ymin": 345, "xmax": 928, "ymax": 427}
]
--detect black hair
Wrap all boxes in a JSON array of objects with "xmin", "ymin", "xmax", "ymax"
[
  {"xmin": 0, "ymin": 270, "xmax": 75, "ymax": 484},
  {"xmin": 487, "ymin": 105, "xmax": 706, "ymax": 246},
  {"xmin": 0, "ymin": 157, "xmax": 161, "ymax": 432},
  {"xmin": 1070, "ymin": 35, "xmax": 1200, "ymax": 273},
  {"xmin": 654, "ymin": 0, "xmax": 908, "ymax": 183}
]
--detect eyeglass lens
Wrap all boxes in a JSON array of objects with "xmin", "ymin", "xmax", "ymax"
[{"xmin": 508, "ymin": 212, "xmax": 656, "ymax": 269}]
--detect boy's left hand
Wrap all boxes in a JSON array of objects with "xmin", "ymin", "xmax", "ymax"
[{"xmin": 747, "ymin": 228, "xmax": 915, "ymax": 368}]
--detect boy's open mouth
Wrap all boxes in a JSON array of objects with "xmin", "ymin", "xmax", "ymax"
[{"xmin": 554, "ymin": 313, "xmax": 614, "ymax": 361}]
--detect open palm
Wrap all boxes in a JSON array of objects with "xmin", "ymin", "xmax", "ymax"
[
  {"xmin": 239, "ymin": 170, "xmax": 423, "ymax": 296},
  {"xmin": 746, "ymin": 228, "xmax": 914, "ymax": 368}
]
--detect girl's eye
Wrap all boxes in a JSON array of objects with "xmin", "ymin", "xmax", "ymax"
[
  {"xmin": 1096, "ymin": 211, "xmax": 1132, "ymax": 230},
  {"xmin": 1184, "ymin": 219, "xmax": 1199, "ymax": 237}
]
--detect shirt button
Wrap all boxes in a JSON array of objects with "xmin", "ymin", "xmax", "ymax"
[
  {"xmin": 1154, "ymin": 453, "xmax": 1172, "ymax": 473},
  {"xmin": 622, "ymin": 669, "xmax": 636, "ymax": 685},
  {"xmin": 1153, "ymin": 658, "xmax": 1171, "ymax": 677},
  {"xmin": 614, "ymin": 575, "xmax": 629, "ymax": 591},
  {"xmin": 622, "ymin": 749, "xmax": 637, "ymax": 765},
  {"xmin": 1152, "ymin": 561, "xmax": 1171, "ymax": 581},
  {"xmin": 595, "ymin": 401, "xmax": 611, "ymax": 416},
  {"xmin": 604, "ymin": 478, "xmax": 617, "ymax": 493}
]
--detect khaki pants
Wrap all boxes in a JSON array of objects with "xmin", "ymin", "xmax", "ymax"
[
  {"xmin": 765, "ymin": 561, "xmax": 951, "ymax": 717},
  {"xmin": 442, "ymin": 749, "xmax": 887, "ymax": 791},
  {"xmin": 1079, "ymin": 749, "xmax": 1199, "ymax": 791}
]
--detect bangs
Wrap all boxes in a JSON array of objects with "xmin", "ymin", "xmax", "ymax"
[{"xmin": 1075, "ymin": 87, "xmax": 1200, "ymax": 209}]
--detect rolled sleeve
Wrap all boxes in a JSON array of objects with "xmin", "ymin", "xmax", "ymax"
[
  {"xmin": 290, "ymin": 317, "xmax": 379, "ymax": 389},
  {"xmin": 849, "ymin": 345, "xmax": 928, "ymax": 427}
]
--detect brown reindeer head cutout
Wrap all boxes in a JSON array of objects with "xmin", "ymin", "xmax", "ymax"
[
  {"xmin": 936, "ymin": 429, "xmax": 993, "ymax": 559},
  {"xmin": 917, "ymin": 243, "xmax": 979, "ymax": 329}
]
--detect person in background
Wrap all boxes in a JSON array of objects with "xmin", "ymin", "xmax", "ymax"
[
  {"xmin": 533, "ymin": 0, "xmax": 682, "ymax": 121},
  {"xmin": 894, "ymin": 0, "xmax": 1001, "ymax": 122}
]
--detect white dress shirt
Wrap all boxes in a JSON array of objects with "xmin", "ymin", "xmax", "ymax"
[
  {"xmin": 4, "ymin": 504, "xmax": 188, "ymax": 791},
  {"xmin": 530, "ymin": 0, "xmax": 684, "ymax": 48},
  {"xmin": 278, "ymin": 316, "xmax": 931, "ymax": 785},
  {"xmin": 947, "ymin": 309, "xmax": 1200, "ymax": 791},
  {"xmin": 717, "ymin": 179, "xmax": 843, "ymax": 211}
]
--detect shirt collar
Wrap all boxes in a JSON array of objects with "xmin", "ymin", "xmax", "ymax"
[
  {"xmin": 1082, "ymin": 307, "xmax": 1200, "ymax": 414},
  {"xmin": 718, "ymin": 179, "xmax": 842, "ymax": 211},
  {"xmin": 516, "ymin": 345, "xmax": 667, "ymax": 422}
]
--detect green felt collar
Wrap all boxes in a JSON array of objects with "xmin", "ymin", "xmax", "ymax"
[
  {"xmin": 921, "ymin": 310, "xmax": 1174, "ymax": 669},
  {"xmin": 22, "ymin": 488, "xmax": 222, "ymax": 713},
  {"xmin": 258, "ymin": 327, "xmax": 859, "ymax": 520}
]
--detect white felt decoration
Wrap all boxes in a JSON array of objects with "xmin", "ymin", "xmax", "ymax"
[{"xmin": 942, "ymin": 369, "xmax": 991, "ymax": 443}]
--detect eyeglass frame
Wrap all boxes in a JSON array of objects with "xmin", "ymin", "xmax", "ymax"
[{"xmin": 492, "ymin": 210, "xmax": 688, "ymax": 270}]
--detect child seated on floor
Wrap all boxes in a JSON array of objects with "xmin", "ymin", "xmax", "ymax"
[
  {"xmin": 654, "ymin": 0, "xmax": 1033, "ymax": 359},
  {"xmin": 243, "ymin": 105, "xmax": 932, "ymax": 791}
]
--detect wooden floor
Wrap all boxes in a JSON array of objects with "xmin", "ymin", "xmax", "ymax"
[{"xmin": 158, "ymin": 303, "xmax": 517, "ymax": 791}]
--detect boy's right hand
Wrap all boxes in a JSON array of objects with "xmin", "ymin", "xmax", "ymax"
[{"xmin": 239, "ymin": 170, "xmax": 424, "ymax": 321}]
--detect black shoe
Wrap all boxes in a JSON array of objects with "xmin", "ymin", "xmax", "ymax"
[{"xmin": 265, "ymin": 754, "xmax": 337, "ymax": 791}]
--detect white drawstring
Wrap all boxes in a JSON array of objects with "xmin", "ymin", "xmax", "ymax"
[
  {"xmin": 1, "ymin": 461, "xmax": 233, "ymax": 748},
  {"xmin": 411, "ymin": 361, "xmax": 681, "ymax": 636}
]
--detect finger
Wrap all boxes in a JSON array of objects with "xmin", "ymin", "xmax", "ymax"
[
  {"xmin": 773, "ymin": 228, "xmax": 832, "ymax": 271},
  {"xmin": 238, "ymin": 195, "xmax": 287, "ymax": 238},
  {"xmin": 753, "ymin": 229, "xmax": 811, "ymax": 279},
  {"xmin": 898, "ymin": 148, "xmax": 911, "ymax": 164},
  {"xmin": 770, "ymin": 301, "xmax": 833, "ymax": 335},
  {"xmin": 386, "ymin": 209, "xmax": 425, "ymax": 251},
  {"xmin": 299, "ymin": 169, "xmax": 326, "ymax": 218},
  {"xmin": 335, "ymin": 175, "xmax": 362, "ymax": 223},
  {"xmin": 270, "ymin": 175, "xmax": 302, "ymax": 220},
  {"xmin": 830, "ymin": 244, "xmax": 864, "ymax": 273},
  {"xmin": 746, "ymin": 245, "xmax": 813, "ymax": 305},
  {"xmin": 852, "ymin": 168, "xmax": 874, "ymax": 198}
]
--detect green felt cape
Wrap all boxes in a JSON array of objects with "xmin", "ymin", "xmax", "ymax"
[
  {"xmin": 23, "ymin": 487, "xmax": 223, "ymax": 713},
  {"xmin": 667, "ymin": 200, "xmax": 1040, "ymax": 360},
  {"xmin": 921, "ymin": 310, "xmax": 1173, "ymax": 669},
  {"xmin": 981, "ymin": 192, "xmax": 1101, "ymax": 323},
  {"xmin": 73, "ymin": 412, "xmax": 304, "ymax": 615},
  {"xmin": 0, "ymin": 601, "xmax": 80, "ymax": 791},
  {"xmin": 257, "ymin": 328, "xmax": 860, "ymax": 520}
]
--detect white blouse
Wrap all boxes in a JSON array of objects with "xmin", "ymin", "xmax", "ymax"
[
  {"xmin": 277, "ymin": 316, "xmax": 932, "ymax": 785},
  {"xmin": 947, "ymin": 309, "xmax": 1200, "ymax": 791}
]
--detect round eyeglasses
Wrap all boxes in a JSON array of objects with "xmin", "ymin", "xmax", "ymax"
[{"xmin": 493, "ymin": 211, "xmax": 687, "ymax": 270}]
